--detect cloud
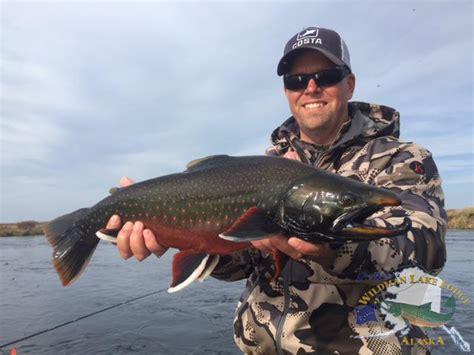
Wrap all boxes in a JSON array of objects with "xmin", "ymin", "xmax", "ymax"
[
  {"xmin": 1, "ymin": 1, "xmax": 472, "ymax": 221},
  {"xmin": 411, "ymin": 134, "xmax": 473, "ymax": 158},
  {"xmin": 2, "ymin": 114, "xmax": 63, "ymax": 164}
]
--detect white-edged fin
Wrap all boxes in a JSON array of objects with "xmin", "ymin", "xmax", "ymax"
[
  {"xmin": 219, "ymin": 233, "xmax": 243, "ymax": 242},
  {"xmin": 198, "ymin": 255, "xmax": 220, "ymax": 282},
  {"xmin": 219, "ymin": 233, "xmax": 270, "ymax": 242},
  {"xmin": 96, "ymin": 231, "xmax": 118, "ymax": 244},
  {"xmin": 168, "ymin": 254, "xmax": 209, "ymax": 294},
  {"xmin": 218, "ymin": 206, "xmax": 280, "ymax": 242}
]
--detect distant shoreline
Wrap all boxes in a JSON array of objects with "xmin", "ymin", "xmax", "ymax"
[
  {"xmin": 1, "ymin": 207, "xmax": 473, "ymax": 237},
  {"xmin": 446, "ymin": 207, "xmax": 474, "ymax": 230},
  {"xmin": 0, "ymin": 221, "xmax": 47, "ymax": 237}
]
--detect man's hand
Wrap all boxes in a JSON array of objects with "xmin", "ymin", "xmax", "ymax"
[
  {"xmin": 287, "ymin": 237, "xmax": 330, "ymax": 256},
  {"xmin": 106, "ymin": 177, "xmax": 168, "ymax": 261},
  {"xmin": 249, "ymin": 151, "xmax": 330, "ymax": 259},
  {"xmin": 250, "ymin": 235, "xmax": 329, "ymax": 259}
]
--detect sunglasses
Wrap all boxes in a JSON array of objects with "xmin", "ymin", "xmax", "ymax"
[{"xmin": 283, "ymin": 66, "xmax": 351, "ymax": 91}]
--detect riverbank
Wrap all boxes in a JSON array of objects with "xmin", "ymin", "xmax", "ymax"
[
  {"xmin": 1, "ymin": 207, "xmax": 473, "ymax": 236},
  {"xmin": 446, "ymin": 207, "xmax": 474, "ymax": 229},
  {"xmin": 0, "ymin": 221, "xmax": 46, "ymax": 237}
]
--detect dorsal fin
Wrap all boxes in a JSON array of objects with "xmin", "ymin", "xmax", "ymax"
[
  {"xmin": 186, "ymin": 155, "xmax": 231, "ymax": 170},
  {"xmin": 420, "ymin": 302, "xmax": 432, "ymax": 310},
  {"xmin": 109, "ymin": 187, "xmax": 120, "ymax": 195}
]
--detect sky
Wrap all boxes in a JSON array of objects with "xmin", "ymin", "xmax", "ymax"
[{"xmin": 1, "ymin": 0, "xmax": 473, "ymax": 222}]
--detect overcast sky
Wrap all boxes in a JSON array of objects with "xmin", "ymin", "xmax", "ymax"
[{"xmin": 1, "ymin": 0, "xmax": 472, "ymax": 222}]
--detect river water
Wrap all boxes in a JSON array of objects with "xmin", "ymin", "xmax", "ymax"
[{"xmin": 0, "ymin": 230, "xmax": 472, "ymax": 354}]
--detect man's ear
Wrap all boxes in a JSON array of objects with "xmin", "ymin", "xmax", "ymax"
[{"xmin": 346, "ymin": 74, "xmax": 356, "ymax": 100}]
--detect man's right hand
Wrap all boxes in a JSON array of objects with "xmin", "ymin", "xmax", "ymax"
[{"xmin": 106, "ymin": 176, "xmax": 168, "ymax": 261}]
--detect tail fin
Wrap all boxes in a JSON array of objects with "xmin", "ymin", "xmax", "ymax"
[{"xmin": 43, "ymin": 208, "xmax": 100, "ymax": 286}]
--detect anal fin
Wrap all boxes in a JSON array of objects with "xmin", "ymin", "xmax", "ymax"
[{"xmin": 168, "ymin": 250, "xmax": 209, "ymax": 293}]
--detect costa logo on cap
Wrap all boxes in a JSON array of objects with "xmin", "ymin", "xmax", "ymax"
[
  {"xmin": 293, "ymin": 28, "xmax": 322, "ymax": 50},
  {"xmin": 296, "ymin": 28, "xmax": 319, "ymax": 40}
]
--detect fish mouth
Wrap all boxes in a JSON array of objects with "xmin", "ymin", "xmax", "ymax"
[{"xmin": 330, "ymin": 195, "xmax": 411, "ymax": 241}]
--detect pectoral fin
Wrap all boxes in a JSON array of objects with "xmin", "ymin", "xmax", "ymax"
[
  {"xmin": 219, "ymin": 207, "xmax": 280, "ymax": 242},
  {"xmin": 168, "ymin": 250, "xmax": 210, "ymax": 293}
]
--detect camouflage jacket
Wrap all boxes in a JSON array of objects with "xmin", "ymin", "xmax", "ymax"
[{"xmin": 212, "ymin": 102, "xmax": 447, "ymax": 355}]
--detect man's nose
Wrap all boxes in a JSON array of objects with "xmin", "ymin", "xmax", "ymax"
[{"xmin": 304, "ymin": 78, "xmax": 320, "ymax": 93}]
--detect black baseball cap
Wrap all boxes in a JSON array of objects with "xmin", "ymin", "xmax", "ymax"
[{"xmin": 277, "ymin": 27, "xmax": 351, "ymax": 76}]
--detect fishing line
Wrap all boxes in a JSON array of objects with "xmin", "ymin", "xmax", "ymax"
[{"xmin": 0, "ymin": 288, "xmax": 168, "ymax": 349}]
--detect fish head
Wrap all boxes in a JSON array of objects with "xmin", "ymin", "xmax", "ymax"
[{"xmin": 280, "ymin": 174, "xmax": 410, "ymax": 242}]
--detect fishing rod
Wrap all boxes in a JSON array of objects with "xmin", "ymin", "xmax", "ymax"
[{"xmin": 0, "ymin": 288, "xmax": 168, "ymax": 349}]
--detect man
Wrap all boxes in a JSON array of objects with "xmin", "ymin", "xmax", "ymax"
[{"xmin": 107, "ymin": 27, "xmax": 447, "ymax": 354}]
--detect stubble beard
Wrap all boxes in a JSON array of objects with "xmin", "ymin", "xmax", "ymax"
[
  {"xmin": 297, "ymin": 113, "xmax": 333, "ymax": 143},
  {"xmin": 297, "ymin": 108, "xmax": 349, "ymax": 145}
]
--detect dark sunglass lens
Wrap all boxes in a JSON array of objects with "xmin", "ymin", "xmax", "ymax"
[
  {"xmin": 284, "ymin": 67, "xmax": 349, "ymax": 91},
  {"xmin": 316, "ymin": 69, "xmax": 344, "ymax": 87},
  {"xmin": 284, "ymin": 74, "xmax": 310, "ymax": 91}
]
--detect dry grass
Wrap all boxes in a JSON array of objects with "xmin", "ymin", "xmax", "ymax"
[
  {"xmin": 0, "ymin": 221, "xmax": 46, "ymax": 237},
  {"xmin": 447, "ymin": 207, "xmax": 474, "ymax": 230}
]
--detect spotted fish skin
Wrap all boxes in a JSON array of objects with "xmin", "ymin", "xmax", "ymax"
[
  {"xmin": 43, "ymin": 155, "xmax": 406, "ymax": 290},
  {"xmin": 95, "ymin": 155, "xmax": 309, "ymax": 247}
]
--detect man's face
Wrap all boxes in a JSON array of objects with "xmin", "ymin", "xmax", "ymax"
[{"xmin": 284, "ymin": 50, "xmax": 355, "ymax": 144}]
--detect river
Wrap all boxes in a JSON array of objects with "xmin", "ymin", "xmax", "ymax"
[{"xmin": 0, "ymin": 230, "xmax": 472, "ymax": 354}]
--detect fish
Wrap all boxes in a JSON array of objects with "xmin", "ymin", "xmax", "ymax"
[
  {"xmin": 382, "ymin": 296, "xmax": 456, "ymax": 328},
  {"xmin": 43, "ymin": 155, "xmax": 410, "ymax": 293}
]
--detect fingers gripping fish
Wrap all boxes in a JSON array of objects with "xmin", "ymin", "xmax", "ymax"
[{"xmin": 43, "ymin": 155, "xmax": 409, "ymax": 293}]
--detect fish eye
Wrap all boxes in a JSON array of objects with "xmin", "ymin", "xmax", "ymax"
[{"xmin": 339, "ymin": 193, "xmax": 356, "ymax": 206}]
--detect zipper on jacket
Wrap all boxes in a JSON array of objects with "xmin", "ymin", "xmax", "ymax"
[{"xmin": 275, "ymin": 260, "xmax": 292, "ymax": 354}]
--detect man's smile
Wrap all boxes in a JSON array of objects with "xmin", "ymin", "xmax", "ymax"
[{"xmin": 302, "ymin": 101, "xmax": 327, "ymax": 110}]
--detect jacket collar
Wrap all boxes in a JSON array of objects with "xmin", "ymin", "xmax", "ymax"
[{"xmin": 269, "ymin": 101, "xmax": 400, "ymax": 156}]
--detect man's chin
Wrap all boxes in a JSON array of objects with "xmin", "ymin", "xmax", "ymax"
[{"xmin": 299, "ymin": 118, "xmax": 330, "ymax": 133}]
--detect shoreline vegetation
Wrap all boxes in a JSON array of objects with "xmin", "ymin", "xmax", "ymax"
[
  {"xmin": 446, "ymin": 207, "xmax": 474, "ymax": 230},
  {"xmin": 1, "ymin": 207, "xmax": 473, "ymax": 237}
]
